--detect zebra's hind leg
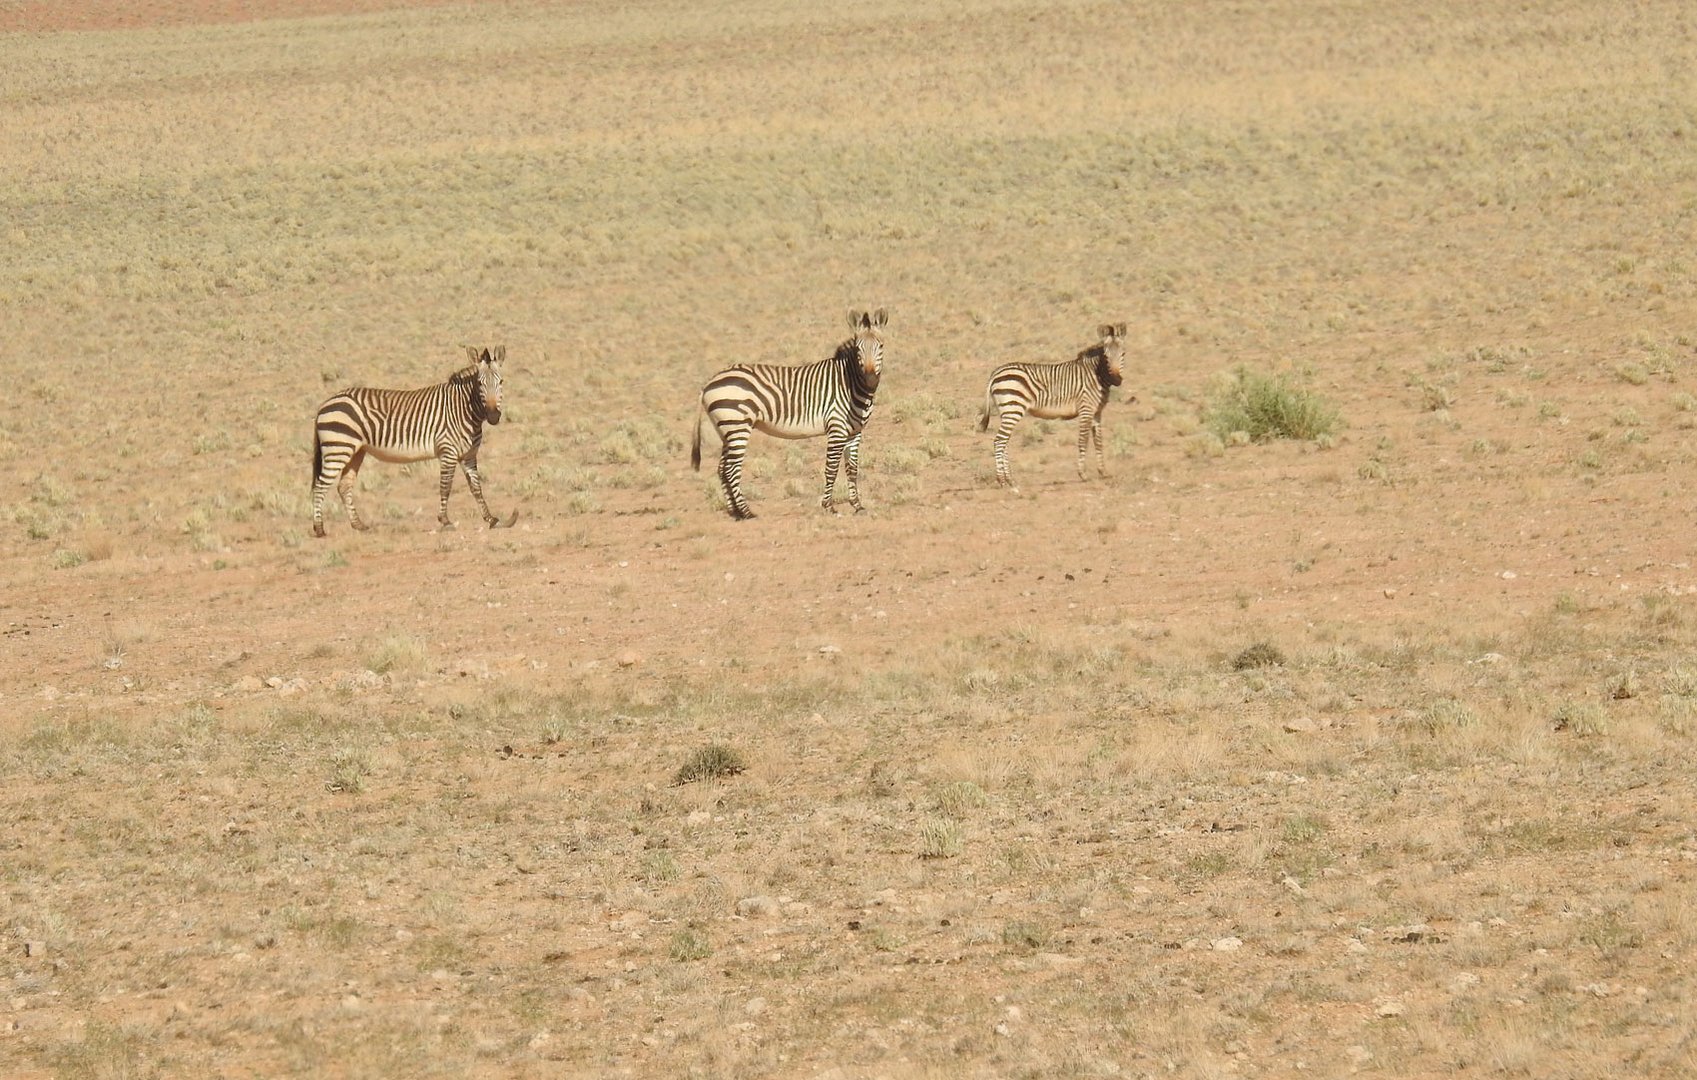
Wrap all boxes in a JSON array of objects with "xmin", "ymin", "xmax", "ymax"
[
  {"xmin": 718, "ymin": 428, "xmax": 756, "ymax": 519},
  {"xmin": 992, "ymin": 409, "xmax": 1022, "ymax": 490},
  {"xmin": 337, "ymin": 448, "xmax": 370, "ymax": 531},
  {"xmin": 844, "ymin": 432, "xmax": 866, "ymax": 512}
]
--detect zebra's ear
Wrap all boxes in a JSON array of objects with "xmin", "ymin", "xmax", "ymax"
[
  {"xmin": 1115, "ymin": 323, "xmax": 1127, "ymax": 339},
  {"xmin": 847, "ymin": 309, "xmax": 865, "ymax": 331},
  {"xmin": 1097, "ymin": 324, "xmax": 1116, "ymax": 341},
  {"xmin": 489, "ymin": 345, "xmax": 506, "ymax": 364},
  {"xmin": 872, "ymin": 308, "xmax": 888, "ymax": 328},
  {"xmin": 466, "ymin": 345, "xmax": 483, "ymax": 364}
]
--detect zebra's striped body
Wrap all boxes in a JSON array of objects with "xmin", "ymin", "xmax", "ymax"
[
  {"xmin": 692, "ymin": 309, "xmax": 887, "ymax": 519},
  {"xmin": 979, "ymin": 324, "xmax": 1128, "ymax": 489},
  {"xmin": 311, "ymin": 346, "xmax": 514, "ymax": 537}
]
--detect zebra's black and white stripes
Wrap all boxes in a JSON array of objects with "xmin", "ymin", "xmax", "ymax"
[
  {"xmin": 310, "ymin": 346, "xmax": 516, "ymax": 537},
  {"xmin": 691, "ymin": 309, "xmax": 887, "ymax": 519},
  {"xmin": 979, "ymin": 324, "xmax": 1128, "ymax": 489}
]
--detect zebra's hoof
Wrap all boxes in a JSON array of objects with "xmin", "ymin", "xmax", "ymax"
[{"xmin": 312, "ymin": 527, "xmax": 327, "ymax": 539}]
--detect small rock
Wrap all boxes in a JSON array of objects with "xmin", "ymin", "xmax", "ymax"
[
  {"xmin": 616, "ymin": 650, "xmax": 640, "ymax": 668},
  {"xmin": 1281, "ymin": 875, "xmax": 1306, "ymax": 896},
  {"xmin": 341, "ymin": 994, "xmax": 362, "ymax": 1011},
  {"xmin": 736, "ymin": 895, "xmax": 779, "ymax": 918},
  {"xmin": 1283, "ymin": 717, "xmax": 1318, "ymax": 733},
  {"xmin": 1212, "ymin": 936, "xmax": 1243, "ymax": 952},
  {"xmin": 685, "ymin": 810, "xmax": 711, "ymax": 826},
  {"xmin": 1346, "ymin": 1044, "xmax": 1373, "ymax": 1066},
  {"xmin": 265, "ymin": 676, "xmax": 284, "ymax": 689},
  {"xmin": 275, "ymin": 678, "xmax": 308, "ymax": 697},
  {"xmin": 1375, "ymin": 1000, "xmax": 1405, "ymax": 1018},
  {"xmin": 1450, "ymin": 972, "xmax": 1481, "ymax": 992},
  {"xmin": 1500, "ymin": 570, "xmax": 1517, "ymax": 580},
  {"xmin": 38, "ymin": 685, "xmax": 61, "ymax": 701},
  {"xmin": 744, "ymin": 997, "xmax": 767, "ymax": 1017},
  {"xmin": 819, "ymin": 644, "xmax": 841, "ymax": 655},
  {"xmin": 1382, "ymin": 587, "xmax": 1397, "ymax": 599},
  {"xmin": 528, "ymin": 1031, "xmax": 552, "ymax": 1051},
  {"xmin": 23, "ymin": 941, "xmax": 46, "ymax": 958},
  {"xmin": 231, "ymin": 675, "xmax": 264, "ymax": 693}
]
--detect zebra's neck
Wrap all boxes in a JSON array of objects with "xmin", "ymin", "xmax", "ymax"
[
  {"xmin": 1076, "ymin": 346, "xmax": 1110, "ymax": 388},
  {"xmin": 835, "ymin": 342, "xmax": 879, "ymax": 396},
  {"xmin": 447, "ymin": 364, "xmax": 487, "ymax": 419}
]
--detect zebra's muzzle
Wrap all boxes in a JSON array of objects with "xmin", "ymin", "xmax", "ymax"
[{"xmin": 485, "ymin": 406, "xmax": 503, "ymax": 425}]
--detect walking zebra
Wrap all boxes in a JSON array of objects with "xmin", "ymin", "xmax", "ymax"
[
  {"xmin": 979, "ymin": 324, "xmax": 1128, "ymax": 489},
  {"xmin": 691, "ymin": 309, "xmax": 887, "ymax": 520},
  {"xmin": 311, "ymin": 346, "xmax": 516, "ymax": 537}
]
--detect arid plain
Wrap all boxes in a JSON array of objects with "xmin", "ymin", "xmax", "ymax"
[{"xmin": 3, "ymin": 1, "xmax": 1697, "ymax": 1076}]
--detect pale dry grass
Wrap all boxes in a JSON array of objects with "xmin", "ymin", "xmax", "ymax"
[{"xmin": 4, "ymin": 0, "xmax": 1697, "ymax": 1077}]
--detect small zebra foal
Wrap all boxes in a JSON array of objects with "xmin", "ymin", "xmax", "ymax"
[
  {"xmin": 979, "ymin": 324, "xmax": 1129, "ymax": 490},
  {"xmin": 311, "ymin": 346, "xmax": 517, "ymax": 537},
  {"xmin": 691, "ymin": 309, "xmax": 887, "ymax": 520}
]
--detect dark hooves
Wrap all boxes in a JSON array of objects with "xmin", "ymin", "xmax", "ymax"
[{"xmin": 489, "ymin": 510, "xmax": 519, "ymax": 529}]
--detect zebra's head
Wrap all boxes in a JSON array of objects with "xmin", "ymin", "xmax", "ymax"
[
  {"xmin": 468, "ymin": 345, "xmax": 506, "ymax": 424},
  {"xmin": 846, "ymin": 308, "xmax": 887, "ymax": 383},
  {"xmin": 1095, "ymin": 324, "xmax": 1127, "ymax": 387}
]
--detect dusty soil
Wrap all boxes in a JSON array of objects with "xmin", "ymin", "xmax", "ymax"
[{"xmin": 4, "ymin": 0, "xmax": 1697, "ymax": 1077}]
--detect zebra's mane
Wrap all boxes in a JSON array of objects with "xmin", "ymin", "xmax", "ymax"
[
  {"xmin": 832, "ymin": 339, "xmax": 861, "ymax": 365},
  {"xmin": 1075, "ymin": 343, "xmax": 1108, "ymax": 367},
  {"xmin": 447, "ymin": 364, "xmax": 480, "ymax": 386}
]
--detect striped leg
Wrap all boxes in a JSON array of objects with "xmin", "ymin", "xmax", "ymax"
[
  {"xmin": 1075, "ymin": 410, "xmax": 1095, "ymax": 481},
  {"xmin": 844, "ymin": 432, "xmax": 866, "ymax": 512},
  {"xmin": 436, "ymin": 449, "xmax": 461, "ymax": 528},
  {"xmin": 337, "ymin": 447, "xmax": 371, "ymax": 531},
  {"xmin": 992, "ymin": 407, "xmax": 1024, "ymax": 489},
  {"xmin": 1092, "ymin": 416, "xmax": 1108, "ymax": 477},
  {"xmin": 460, "ymin": 454, "xmax": 500, "ymax": 527},
  {"xmin": 718, "ymin": 423, "xmax": 756, "ymax": 520},
  {"xmin": 820, "ymin": 421, "xmax": 849, "ymax": 513}
]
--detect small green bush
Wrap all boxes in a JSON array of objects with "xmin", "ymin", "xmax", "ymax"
[{"xmin": 1204, "ymin": 367, "xmax": 1341, "ymax": 443}]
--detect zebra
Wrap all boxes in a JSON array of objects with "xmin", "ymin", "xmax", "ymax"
[
  {"xmin": 979, "ymin": 323, "xmax": 1129, "ymax": 489},
  {"xmin": 310, "ymin": 346, "xmax": 517, "ymax": 537},
  {"xmin": 691, "ymin": 309, "xmax": 887, "ymax": 520}
]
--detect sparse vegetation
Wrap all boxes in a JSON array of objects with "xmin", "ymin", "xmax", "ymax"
[
  {"xmin": 1204, "ymin": 367, "xmax": 1342, "ymax": 443},
  {"xmin": 2, "ymin": 0, "xmax": 1694, "ymax": 1077},
  {"xmin": 672, "ymin": 744, "xmax": 747, "ymax": 785}
]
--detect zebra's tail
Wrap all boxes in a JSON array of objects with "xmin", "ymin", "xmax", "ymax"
[
  {"xmin": 311, "ymin": 427, "xmax": 323, "ymax": 487},
  {"xmin": 977, "ymin": 386, "xmax": 992, "ymax": 432},
  {"xmin": 690, "ymin": 403, "xmax": 704, "ymax": 471}
]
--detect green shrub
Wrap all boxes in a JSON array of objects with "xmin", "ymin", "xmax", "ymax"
[{"xmin": 1204, "ymin": 367, "xmax": 1341, "ymax": 443}]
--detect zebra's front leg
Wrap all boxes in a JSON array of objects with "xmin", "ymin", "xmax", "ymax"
[
  {"xmin": 337, "ymin": 448, "xmax": 370, "ymax": 531},
  {"xmin": 436, "ymin": 450, "xmax": 460, "ymax": 529},
  {"xmin": 844, "ymin": 432, "xmax": 866, "ymax": 513},
  {"xmin": 1092, "ymin": 418, "xmax": 1108, "ymax": 478},
  {"xmin": 992, "ymin": 410, "xmax": 1021, "ymax": 490},
  {"xmin": 1075, "ymin": 415, "xmax": 1095, "ymax": 481},
  {"xmin": 460, "ymin": 457, "xmax": 502, "ymax": 528},
  {"xmin": 819, "ymin": 427, "xmax": 848, "ymax": 514}
]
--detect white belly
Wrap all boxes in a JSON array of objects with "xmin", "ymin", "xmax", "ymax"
[
  {"xmin": 366, "ymin": 443, "xmax": 438, "ymax": 464},
  {"xmin": 753, "ymin": 418, "xmax": 826, "ymax": 439},
  {"xmin": 1027, "ymin": 403, "xmax": 1079, "ymax": 421}
]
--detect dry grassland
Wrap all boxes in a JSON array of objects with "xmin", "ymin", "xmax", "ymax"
[{"xmin": 3, "ymin": 0, "xmax": 1697, "ymax": 1076}]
